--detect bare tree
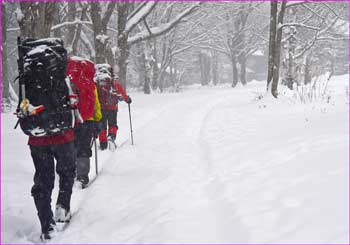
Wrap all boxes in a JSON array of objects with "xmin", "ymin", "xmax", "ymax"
[
  {"xmin": 269, "ymin": 2, "xmax": 287, "ymax": 98},
  {"xmin": 267, "ymin": 2, "xmax": 348, "ymax": 98},
  {"xmin": 18, "ymin": 2, "xmax": 58, "ymax": 38},
  {"xmin": 115, "ymin": 2, "xmax": 201, "ymax": 89}
]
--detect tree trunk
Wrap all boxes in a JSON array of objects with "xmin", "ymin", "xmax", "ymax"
[
  {"xmin": 212, "ymin": 50, "xmax": 219, "ymax": 85},
  {"xmin": 91, "ymin": 2, "xmax": 116, "ymax": 64},
  {"xmin": 91, "ymin": 3, "xmax": 106, "ymax": 63},
  {"xmin": 151, "ymin": 39, "xmax": 159, "ymax": 90},
  {"xmin": 271, "ymin": 2, "xmax": 287, "ymax": 98},
  {"xmin": 266, "ymin": 1, "xmax": 278, "ymax": 90},
  {"xmin": 66, "ymin": 2, "xmax": 76, "ymax": 46},
  {"xmin": 71, "ymin": 5, "xmax": 88, "ymax": 56},
  {"xmin": 52, "ymin": 5, "xmax": 62, "ymax": 38},
  {"xmin": 231, "ymin": 56, "xmax": 238, "ymax": 88},
  {"xmin": 135, "ymin": 43, "xmax": 149, "ymax": 93},
  {"xmin": 199, "ymin": 51, "xmax": 211, "ymax": 86},
  {"xmin": 2, "ymin": 3, "xmax": 10, "ymax": 110},
  {"xmin": 170, "ymin": 58, "xmax": 175, "ymax": 88},
  {"xmin": 304, "ymin": 54, "xmax": 312, "ymax": 85},
  {"xmin": 19, "ymin": 2, "xmax": 58, "ymax": 38},
  {"xmin": 117, "ymin": 3, "xmax": 129, "ymax": 89},
  {"xmin": 238, "ymin": 55, "xmax": 247, "ymax": 85}
]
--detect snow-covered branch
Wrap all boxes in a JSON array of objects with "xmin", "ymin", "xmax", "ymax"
[
  {"xmin": 102, "ymin": 2, "xmax": 117, "ymax": 27},
  {"xmin": 50, "ymin": 19, "xmax": 118, "ymax": 33},
  {"xmin": 125, "ymin": 2, "xmax": 157, "ymax": 34},
  {"xmin": 128, "ymin": 3, "xmax": 202, "ymax": 46},
  {"xmin": 280, "ymin": 23, "xmax": 320, "ymax": 31},
  {"xmin": 51, "ymin": 19, "xmax": 93, "ymax": 31},
  {"xmin": 7, "ymin": 27, "xmax": 20, "ymax": 32}
]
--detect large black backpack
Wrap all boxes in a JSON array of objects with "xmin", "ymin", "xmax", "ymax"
[{"xmin": 16, "ymin": 37, "xmax": 73, "ymax": 136}]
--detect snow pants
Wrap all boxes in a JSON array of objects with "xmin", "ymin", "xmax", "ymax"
[
  {"xmin": 30, "ymin": 141, "xmax": 75, "ymax": 233},
  {"xmin": 98, "ymin": 109, "xmax": 118, "ymax": 143},
  {"xmin": 74, "ymin": 121, "xmax": 94, "ymax": 181}
]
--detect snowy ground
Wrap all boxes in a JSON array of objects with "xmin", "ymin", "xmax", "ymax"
[{"xmin": 1, "ymin": 75, "xmax": 349, "ymax": 244}]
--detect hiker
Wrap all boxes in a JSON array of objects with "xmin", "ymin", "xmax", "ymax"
[
  {"xmin": 95, "ymin": 64, "xmax": 132, "ymax": 151},
  {"xmin": 15, "ymin": 37, "xmax": 77, "ymax": 241},
  {"xmin": 66, "ymin": 56, "xmax": 102, "ymax": 188}
]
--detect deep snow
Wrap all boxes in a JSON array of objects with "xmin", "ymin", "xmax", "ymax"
[{"xmin": 1, "ymin": 75, "xmax": 349, "ymax": 244}]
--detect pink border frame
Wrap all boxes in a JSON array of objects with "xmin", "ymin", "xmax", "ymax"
[{"xmin": 0, "ymin": 1, "xmax": 349, "ymax": 245}]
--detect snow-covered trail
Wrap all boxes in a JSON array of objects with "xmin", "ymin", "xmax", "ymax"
[
  {"xmin": 2, "ymin": 77, "xmax": 349, "ymax": 244},
  {"xmin": 57, "ymin": 88, "xmax": 248, "ymax": 243}
]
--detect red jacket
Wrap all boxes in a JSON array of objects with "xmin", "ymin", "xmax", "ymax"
[
  {"xmin": 28, "ymin": 129, "xmax": 74, "ymax": 146},
  {"xmin": 97, "ymin": 80, "xmax": 128, "ymax": 111},
  {"xmin": 66, "ymin": 57, "xmax": 96, "ymax": 121}
]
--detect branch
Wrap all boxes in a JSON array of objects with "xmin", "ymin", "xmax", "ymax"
[
  {"xmin": 127, "ymin": 2, "xmax": 147, "ymax": 21},
  {"xmin": 143, "ymin": 18, "xmax": 152, "ymax": 35},
  {"xmin": 50, "ymin": 19, "xmax": 118, "ymax": 33},
  {"xmin": 128, "ymin": 3, "xmax": 202, "ymax": 46},
  {"xmin": 316, "ymin": 36, "xmax": 349, "ymax": 41},
  {"xmin": 51, "ymin": 19, "xmax": 93, "ymax": 31},
  {"xmin": 102, "ymin": 2, "xmax": 117, "ymax": 27},
  {"xmin": 125, "ymin": 1, "xmax": 157, "ymax": 34},
  {"xmin": 286, "ymin": 2, "xmax": 307, "ymax": 9},
  {"xmin": 302, "ymin": 4, "xmax": 326, "ymax": 20},
  {"xmin": 280, "ymin": 22, "xmax": 320, "ymax": 31},
  {"xmin": 7, "ymin": 27, "xmax": 20, "ymax": 32}
]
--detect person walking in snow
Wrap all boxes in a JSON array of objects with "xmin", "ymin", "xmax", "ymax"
[
  {"xmin": 66, "ymin": 57, "xmax": 102, "ymax": 188},
  {"xmin": 95, "ymin": 64, "xmax": 132, "ymax": 150},
  {"xmin": 15, "ymin": 38, "xmax": 77, "ymax": 241}
]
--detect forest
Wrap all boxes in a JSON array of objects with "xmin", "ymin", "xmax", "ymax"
[{"xmin": 2, "ymin": 1, "xmax": 349, "ymax": 111}]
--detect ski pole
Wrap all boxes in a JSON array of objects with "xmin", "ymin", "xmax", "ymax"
[
  {"xmin": 94, "ymin": 136, "xmax": 98, "ymax": 175},
  {"xmin": 128, "ymin": 103, "xmax": 134, "ymax": 145}
]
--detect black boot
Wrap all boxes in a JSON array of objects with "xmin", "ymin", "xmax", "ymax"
[
  {"xmin": 76, "ymin": 175, "xmax": 89, "ymax": 189},
  {"xmin": 40, "ymin": 219, "xmax": 56, "ymax": 242},
  {"xmin": 100, "ymin": 141, "xmax": 107, "ymax": 150}
]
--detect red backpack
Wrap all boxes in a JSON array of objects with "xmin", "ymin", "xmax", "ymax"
[{"xmin": 66, "ymin": 56, "xmax": 96, "ymax": 121}]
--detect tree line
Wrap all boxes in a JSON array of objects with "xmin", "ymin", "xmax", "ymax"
[{"xmin": 2, "ymin": 2, "xmax": 348, "ymax": 110}]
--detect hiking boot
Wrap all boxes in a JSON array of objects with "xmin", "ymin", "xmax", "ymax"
[
  {"xmin": 40, "ymin": 220, "xmax": 56, "ymax": 242},
  {"xmin": 100, "ymin": 141, "xmax": 107, "ymax": 150},
  {"xmin": 107, "ymin": 136, "xmax": 117, "ymax": 151},
  {"xmin": 54, "ymin": 204, "xmax": 71, "ymax": 223},
  {"xmin": 76, "ymin": 175, "xmax": 89, "ymax": 189}
]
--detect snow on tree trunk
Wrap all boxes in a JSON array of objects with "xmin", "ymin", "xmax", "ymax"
[
  {"xmin": 90, "ymin": 2, "xmax": 116, "ymax": 64},
  {"xmin": 117, "ymin": 3, "xmax": 129, "ymax": 89},
  {"xmin": 271, "ymin": 2, "xmax": 287, "ymax": 98},
  {"xmin": 266, "ymin": 1, "xmax": 278, "ymax": 90},
  {"xmin": 151, "ymin": 39, "xmax": 159, "ymax": 90}
]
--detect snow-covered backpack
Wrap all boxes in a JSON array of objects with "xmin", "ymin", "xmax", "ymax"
[{"xmin": 16, "ymin": 37, "xmax": 73, "ymax": 136}]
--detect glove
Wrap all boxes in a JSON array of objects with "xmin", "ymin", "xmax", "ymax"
[{"xmin": 125, "ymin": 96, "xmax": 132, "ymax": 104}]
